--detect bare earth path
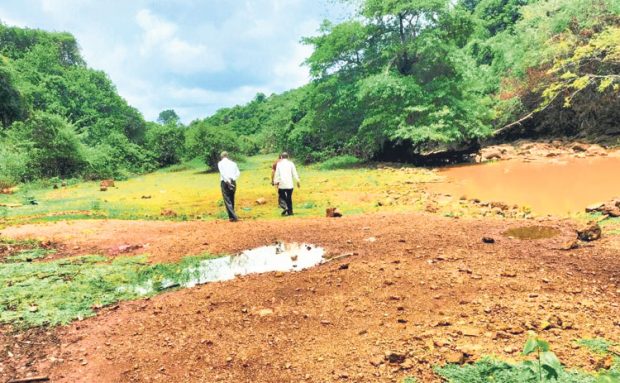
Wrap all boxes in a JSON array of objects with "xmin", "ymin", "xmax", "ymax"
[{"xmin": 1, "ymin": 213, "xmax": 619, "ymax": 382}]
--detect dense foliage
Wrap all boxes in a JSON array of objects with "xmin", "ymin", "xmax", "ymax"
[
  {"xmin": 188, "ymin": 0, "xmax": 619, "ymax": 162},
  {"xmin": 0, "ymin": 24, "xmax": 182, "ymax": 185},
  {"xmin": 1, "ymin": 0, "xmax": 618, "ymax": 185}
]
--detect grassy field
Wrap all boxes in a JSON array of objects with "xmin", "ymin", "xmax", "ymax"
[{"xmin": 0, "ymin": 154, "xmax": 439, "ymax": 224}]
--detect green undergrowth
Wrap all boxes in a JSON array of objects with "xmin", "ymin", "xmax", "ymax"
[
  {"xmin": 0, "ymin": 251, "xmax": 218, "ymax": 328},
  {"xmin": 427, "ymin": 335, "xmax": 620, "ymax": 383},
  {"xmin": 316, "ymin": 155, "xmax": 364, "ymax": 170},
  {"xmin": 578, "ymin": 338, "xmax": 618, "ymax": 354}
]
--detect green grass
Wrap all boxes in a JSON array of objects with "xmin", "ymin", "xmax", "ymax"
[
  {"xmin": 0, "ymin": 154, "xmax": 440, "ymax": 225},
  {"xmin": 0, "ymin": 246, "xmax": 219, "ymax": 328},
  {"xmin": 435, "ymin": 357, "xmax": 600, "ymax": 383},
  {"xmin": 6, "ymin": 248, "xmax": 55, "ymax": 262},
  {"xmin": 316, "ymin": 155, "xmax": 363, "ymax": 170},
  {"xmin": 577, "ymin": 338, "xmax": 617, "ymax": 354}
]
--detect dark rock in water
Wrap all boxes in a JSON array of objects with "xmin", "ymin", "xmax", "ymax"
[
  {"xmin": 577, "ymin": 222, "xmax": 602, "ymax": 242},
  {"xmin": 482, "ymin": 237, "xmax": 495, "ymax": 244}
]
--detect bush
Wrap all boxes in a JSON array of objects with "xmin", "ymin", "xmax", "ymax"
[
  {"xmin": 185, "ymin": 122, "xmax": 240, "ymax": 170},
  {"xmin": 318, "ymin": 155, "xmax": 363, "ymax": 170},
  {"xmin": 0, "ymin": 141, "xmax": 29, "ymax": 187},
  {"xmin": 145, "ymin": 122, "xmax": 185, "ymax": 167},
  {"xmin": 10, "ymin": 112, "xmax": 86, "ymax": 178}
]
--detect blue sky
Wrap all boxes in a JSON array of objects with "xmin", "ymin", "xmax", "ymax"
[{"xmin": 0, "ymin": 0, "xmax": 351, "ymax": 123}]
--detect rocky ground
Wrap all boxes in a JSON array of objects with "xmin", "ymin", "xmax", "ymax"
[
  {"xmin": 1, "ymin": 213, "xmax": 619, "ymax": 382},
  {"xmin": 478, "ymin": 140, "xmax": 619, "ymax": 163}
]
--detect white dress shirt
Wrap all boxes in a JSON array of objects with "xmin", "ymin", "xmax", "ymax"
[
  {"xmin": 218, "ymin": 158, "xmax": 240, "ymax": 183},
  {"xmin": 274, "ymin": 159, "xmax": 300, "ymax": 189}
]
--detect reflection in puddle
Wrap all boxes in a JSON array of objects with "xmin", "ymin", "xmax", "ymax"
[
  {"xmin": 132, "ymin": 243, "xmax": 325, "ymax": 295},
  {"xmin": 503, "ymin": 226, "xmax": 561, "ymax": 240}
]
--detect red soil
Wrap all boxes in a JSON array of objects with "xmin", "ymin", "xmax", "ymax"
[{"xmin": 1, "ymin": 213, "xmax": 619, "ymax": 382}]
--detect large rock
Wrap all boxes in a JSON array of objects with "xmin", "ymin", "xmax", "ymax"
[
  {"xmin": 481, "ymin": 148, "xmax": 502, "ymax": 161},
  {"xmin": 100, "ymin": 179, "xmax": 115, "ymax": 188},
  {"xmin": 577, "ymin": 221, "xmax": 602, "ymax": 241}
]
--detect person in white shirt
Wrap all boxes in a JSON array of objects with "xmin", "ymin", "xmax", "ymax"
[
  {"xmin": 217, "ymin": 151, "xmax": 240, "ymax": 222},
  {"xmin": 273, "ymin": 152, "xmax": 300, "ymax": 216}
]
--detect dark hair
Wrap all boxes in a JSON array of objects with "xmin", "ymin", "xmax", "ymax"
[{"xmin": 281, "ymin": 152, "xmax": 289, "ymax": 159}]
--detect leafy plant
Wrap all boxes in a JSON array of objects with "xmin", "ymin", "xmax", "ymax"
[{"xmin": 522, "ymin": 334, "xmax": 563, "ymax": 381}]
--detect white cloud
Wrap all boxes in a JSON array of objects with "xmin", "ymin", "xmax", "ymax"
[
  {"xmin": 0, "ymin": 8, "xmax": 27, "ymax": 27},
  {"xmin": 135, "ymin": 9, "xmax": 225, "ymax": 74},
  {"xmin": 0, "ymin": 0, "xmax": 351, "ymax": 123}
]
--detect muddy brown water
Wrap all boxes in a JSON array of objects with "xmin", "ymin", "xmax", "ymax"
[
  {"xmin": 432, "ymin": 156, "xmax": 620, "ymax": 216},
  {"xmin": 503, "ymin": 226, "xmax": 561, "ymax": 240}
]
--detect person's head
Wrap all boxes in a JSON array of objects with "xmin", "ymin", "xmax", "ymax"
[
  {"xmin": 281, "ymin": 152, "xmax": 289, "ymax": 159},
  {"xmin": 220, "ymin": 151, "xmax": 229, "ymax": 159}
]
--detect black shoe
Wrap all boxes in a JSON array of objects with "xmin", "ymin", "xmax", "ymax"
[
  {"xmin": 281, "ymin": 210, "xmax": 288, "ymax": 216},
  {"xmin": 229, "ymin": 218, "xmax": 239, "ymax": 222}
]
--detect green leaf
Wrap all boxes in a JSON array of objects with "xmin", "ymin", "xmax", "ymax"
[
  {"xmin": 536, "ymin": 339, "xmax": 551, "ymax": 352},
  {"xmin": 540, "ymin": 351, "xmax": 562, "ymax": 371},
  {"xmin": 523, "ymin": 337, "xmax": 538, "ymax": 355}
]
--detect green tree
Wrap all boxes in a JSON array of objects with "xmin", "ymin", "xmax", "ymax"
[
  {"xmin": 157, "ymin": 109, "xmax": 180, "ymax": 125},
  {"xmin": 185, "ymin": 121, "xmax": 240, "ymax": 169},
  {"xmin": 145, "ymin": 122, "xmax": 185, "ymax": 166}
]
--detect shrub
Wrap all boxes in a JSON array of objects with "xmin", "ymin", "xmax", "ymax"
[
  {"xmin": 10, "ymin": 112, "xmax": 86, "ymax": 178},
  {"xmin": 318, "ymin": 155, "xmax": 363, "ymax": 170},
  {"xmin": 185, "ymin": 122, "xmax": 240, "ymax": 170},
  {"xmin": 0, "ymin": 141, "xmax": 29, "ymax": 187},
  {"xmin": 145, "ymin": 122, "xmax": 185, "ymax": 166}
]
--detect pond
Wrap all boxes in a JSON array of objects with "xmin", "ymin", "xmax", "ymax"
[{"xmin": 431, "ymin": 155, "xmax": 620, "ymax": 216}]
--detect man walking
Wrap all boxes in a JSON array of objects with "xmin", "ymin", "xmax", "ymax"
[
  {"xmin": 217, "ymin": 151, "xmax": 240, "ymax": 222},
  {"xmin": 271, "ymin": 154, "xmax": 287, "ymax": 211},
  {"xmin": 273, "ymin": 152, "xmax": 300, "ymax": 216}
]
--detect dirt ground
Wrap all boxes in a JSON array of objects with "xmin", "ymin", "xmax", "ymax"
[{"xmin": 1, "ymin": 213, "xmax": 619, "ymax": 382}]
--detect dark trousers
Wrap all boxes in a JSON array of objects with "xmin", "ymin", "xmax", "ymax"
[
  {"xmin": 220, "ymin": 181, "xmax": 238, "ymax": 221},
  {"xmin": 277, "ymin": 190, "xmax": 287, "ymax": 210},
  {"xmin": 278, "ymin": 188, "xmax": 294, "ymax": 215}
]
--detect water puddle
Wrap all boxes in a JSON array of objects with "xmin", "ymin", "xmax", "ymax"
[
  {"xmin": 131, "ymin": 243, "xmax": 325, "ymax": 295},
  {"xmin": 503, "ymin": 226, "xmax": 561, "ymax": 240},
  {"xmin": 431, "ymin": 156, "xmax": 620, "ymax": 215}
]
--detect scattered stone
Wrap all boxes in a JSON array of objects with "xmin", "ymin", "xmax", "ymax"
[
  {"xmin": 160, "ymin": 209, "xmax": 178, "ymax": 217},
  {"xmin": 501, "ymin": 271, "xmax": 517, "ymax": 278},
  {"xmin": 482, "ymin": 237, "xmax": 495, "ymax": 244},
  {"xmin": 338, "ymin": 263, "xmax": 349, "ymax": 270},
  {"xmin": 100, "ymin": 179, "xmax": 115, "ymax": 188},
  {"xmin": 326, "ymin": 207, "xmax": 343, "ymax": 218},
  {"xmin": 257, "ymin": 309, "xmax": 273, "ymax": 317},
  {"xmin": 400, "ymin": 358, "xmax": 415, "ymax": 370},
  {"xmin": 577, "ymin": 221, "xmax": 602, "ymax": 241},
  {"xmin": 255, "ymin": 198, "xmax": 267, "ymax": 205},
  {"xmin": 385, "ymin": 352, "xmax": 406, "ymax": 364},
  {"xmin": 369, "ymin": 356, "xmax": 384, "ymax": 367},
  {"xmin": 141, "ymin": 195, "xmax": 152, "ymax": 199},
  {"xmin": 444, "ymin": 351, "xmax": 465, "ymax": 365},
  {"xmin": 560, "ymin": 240, "xmax": 579, "ymax": 250}
]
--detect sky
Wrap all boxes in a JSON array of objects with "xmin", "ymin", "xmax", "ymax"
[{"xmin": 0, "ymin": 0, "xmax": 351, "ymax": 123}]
